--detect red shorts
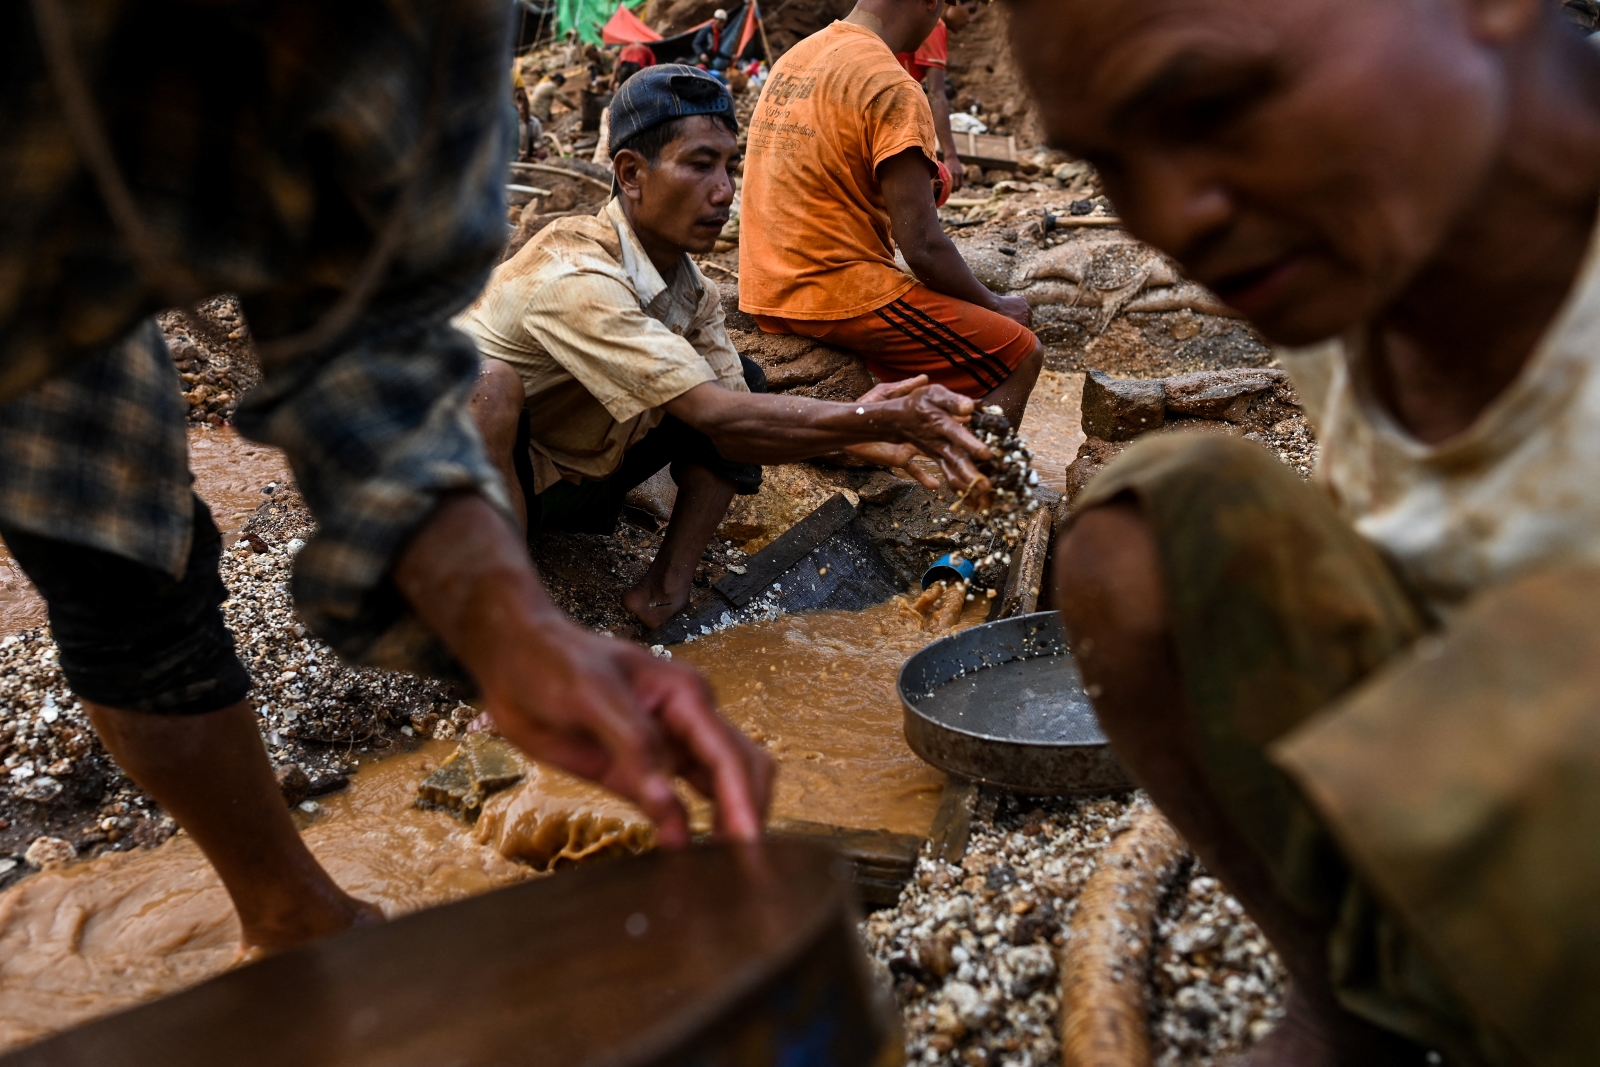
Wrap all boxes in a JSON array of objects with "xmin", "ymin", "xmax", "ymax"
[{"xmin": 752, "ymin": 283, "xmax": 1038, "ymax": 398}]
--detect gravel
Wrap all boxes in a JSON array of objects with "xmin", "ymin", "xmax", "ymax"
[{"xmin": 862, "ymin": 790, "xmax": 1287, "ymax": 1066}]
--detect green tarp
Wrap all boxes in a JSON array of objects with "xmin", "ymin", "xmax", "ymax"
[{"xmin": 557, "ymin": 0, "xmax": 647, "ymax": 45}]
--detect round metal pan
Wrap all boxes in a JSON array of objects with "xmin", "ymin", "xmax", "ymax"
[{"xmin": 897, "ymin": 611, "xmax": 1133, "ymax": 794}]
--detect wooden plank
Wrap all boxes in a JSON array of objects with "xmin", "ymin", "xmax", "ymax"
[
  {"xmin": 714, "ymin": 492, "xmax": 859, "ymax": 607},
  {"xmin": 954, "ymin": 132, "xmax": 1018, "ymax": 170},
  {"xmin": 767, "ymin": 818, "xmax": 924, "ymax": 907},
  {"xmin": 994, "ymin": 508, "xmax": 1053, "ymax": 620},
  {"xmin": 928, "ymin": 777, "xmax": 978, "ymax": 865}
]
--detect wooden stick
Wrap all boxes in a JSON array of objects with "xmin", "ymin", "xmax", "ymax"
[
  {"xmin": 700, "ymin": 260, "xmax": 739, "ymax": 279},
  {"xmin": 996, "ymin": 507, "xmax": 1053, "ymax": 619},
  {"xmin": 1060, "ymin": 809, "xmax": 1189, "ymax": 1067},
  {"xmin": 1054, "ymin": 216, "xmax": 1124, "ymax": 228},
  {"xmin": 511, "ymin": 159, "xmax": 612, "ymax": 193}
]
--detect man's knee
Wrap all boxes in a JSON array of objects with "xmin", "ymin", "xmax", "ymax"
[{"xmin": 1053, "ymin": 499, "xmax": 1170, "ymax": 645}]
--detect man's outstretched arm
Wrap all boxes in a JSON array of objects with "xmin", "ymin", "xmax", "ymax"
[
  {"xmin": 879, "ymin": 148, "xmax": 1030, "ymax": 326},
  {"xmin": 663, "ymin": 374, "xmax": 990, "ymax": 486}
]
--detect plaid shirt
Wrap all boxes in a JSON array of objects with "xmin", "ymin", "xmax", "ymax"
[{"xmin": 0, "ymin": 0, "xmax": 515, "ymax": 672}]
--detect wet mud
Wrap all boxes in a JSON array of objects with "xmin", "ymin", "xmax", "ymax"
[{"xmin": 676, "ymin": 596, "xmax": 988, "ymax": 837}]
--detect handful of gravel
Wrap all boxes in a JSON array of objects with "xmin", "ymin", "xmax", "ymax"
[{"xmin": 958, "ymin": 407, "xmax": 1043, "ymax": 582}]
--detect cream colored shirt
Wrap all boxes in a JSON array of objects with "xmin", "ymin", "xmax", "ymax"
[
  {"xmin": 1280, "ymin": 220, "xmax": 1600, "ymax": 620},
  {"xmin": 456, "ymin": 199, "xmax": 745, "ymax": 493}
]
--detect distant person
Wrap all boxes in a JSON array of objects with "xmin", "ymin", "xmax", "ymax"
[
  {"xmin": 529, "ymin": 71, "xmax": 566, "ymax": 122},
  {"xmin": 738, "ymin": 0, "xmax": 1043, "ymax": 425},
  {"xmin": 457, "ymin": 67, "xmax": 992, "ymax": 630},
  {"xmin": 896, "ymin": 0, "xmax": 981, "ymax": 192},
  {"xmin": 693, "ymin": 9, "xmax": 731, "ymax": 73}
]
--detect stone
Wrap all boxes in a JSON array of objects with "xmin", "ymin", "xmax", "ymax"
[
  {"xmin": 274, "ymin": 763, "xmax": 311, "ymax": 806},
  {"xmin": 622, "ymin": 467, "xmax": 677, "ymax": 527},
  {"xmin": 1002, "ymin": 943, "xmax": 1057, "ymax": 996},
  {"xmin": 23, "ymin": 835, "xmax": 75, "ymax": 870},
  {"xmin": 1163, "ymin": 368, "xmax": 1287, "ymax": 422},
  {"xmin": 416, "ymin": 733, "xmax": 526, "ymax": 823},
  {"xmin": 1080, "ymin": 369, "xmax": 1165, "ymax": 441}
]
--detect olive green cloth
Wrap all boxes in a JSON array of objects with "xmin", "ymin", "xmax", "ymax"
[{"xmin": 1075, "ymin": 431, "xmax": 1599, "ymax": 1067}]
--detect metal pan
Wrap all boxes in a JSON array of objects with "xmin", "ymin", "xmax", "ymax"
[{"xmin": 897, "ymin": 611, "xmax": 1133, "ymax": 794}]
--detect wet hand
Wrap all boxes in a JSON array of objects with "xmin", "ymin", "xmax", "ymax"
[
  {"xmin": 889, "ymin": 383, "xmax": 992, "ymax": 495},
  {"xmin": 480, "ymin": 626, "xmax": 772, "ymax": 847}
]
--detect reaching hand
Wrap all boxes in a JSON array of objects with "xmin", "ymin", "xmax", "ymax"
[
  {"xmin": 947, "ymin": 156, "xmax": 965, "ymax": 193},
  {"xmin": 395, "ymin": 495, "xmax": 773, "ymax": 847},
  {"xmin": 481, "ymin": 628, "xmax": 772, "ymax": 846},
  {"xmin": 875, "ymin": 379, "xmax": 992, "ymax": 496}
]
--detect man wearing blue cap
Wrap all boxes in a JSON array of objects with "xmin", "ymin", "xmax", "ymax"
[{"xmin": 459, "ymin": 66, "xmax": 996, "ymax": 631}]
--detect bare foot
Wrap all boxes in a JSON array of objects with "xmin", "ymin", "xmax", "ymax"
[
  {"xmin": 240, "ymin": 893, "xmax": 385, "ymax": 955},
  {"xmin": 623, "ymin": 579, "xmax": 691, "ymax": 631},
  {"xmin": 1229, "ymin": 987, "xmax": 1429, "ymax": 1067}
]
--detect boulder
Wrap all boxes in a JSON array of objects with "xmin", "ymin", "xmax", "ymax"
[
  {"xmin": 1080, "ymin": 369, "xmax": 1165, "ymax": 441},
  {"xmin": 1163, "ymin": 368, "xmax": 1288, "ymax": 422}
]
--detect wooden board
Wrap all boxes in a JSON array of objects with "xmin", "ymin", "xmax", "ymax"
[
  {"xmin": 714, "ymin": 492, "xmax": 859, "ymax": 606},
  {"xmin": 954, "ymin": 132, "xmax": 1019, "ymax": 170}
]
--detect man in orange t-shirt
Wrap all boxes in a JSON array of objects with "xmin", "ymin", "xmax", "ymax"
[
  {"xmin": 897, "ymin": 0, "xmax": 980, "ymax": 192},
  {"xmin": 738, "ymin": 0, "xmax": 1042, "ymax": 424}
]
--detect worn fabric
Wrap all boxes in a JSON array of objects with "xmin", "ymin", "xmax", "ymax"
[
  {"xmin": 1, "ymin": 0, "xmax": 515, "ymax": 673},
  {"xmin": 1277, "ymin": 212, "xmax": 1600, "ymax": 622},
  {"xmin": 456, "ymin": 198, "xmax": 748, "ymax": 493},
  {"xmin": 896, "ymin": 20, "xmax": 948, "ymax": 83},
  {"xmin": 1, "ymin": 496, "xmax": 251, "ymax": 716},
  {"xmin": 1074, "ymin": 432, "xmax": 1575, "ymax": 1067},
  {"xmin": 0, "ymin": 321, "xmax": 192, "ymax": 575},
  {"xmin": 738, "ymin": 22, "xmax": 939, "ymax": 321},
  {"xmin": 753, "ymin": 281, "xmax": 1035, "ymax": 398},
  {"xmin": 514, "ymin": 356, "xmax": 766, "ymax": 535},
  {"xmin": 606, "ymin": 64, "xmax": 734, "ymax": 156}
]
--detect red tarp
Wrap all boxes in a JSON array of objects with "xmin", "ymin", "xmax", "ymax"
[{"xmin": 600, "ymin": 4, "xmax": 662, "ymax": 44}]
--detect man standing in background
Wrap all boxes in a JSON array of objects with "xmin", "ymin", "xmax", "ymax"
[{"xmin": 896, "ymin": 0, "xmax": 981, "ymax": 193}]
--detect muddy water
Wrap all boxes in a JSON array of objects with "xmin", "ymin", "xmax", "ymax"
[
  {"xmin": 1019, "ymin": 369, "xmax": 1086, "ymax": 491},
  {"xmin": 675, "ymin": 596, "xmax": 988, "ymax": 837},
  {"xmin": 0, "ymin": 744, "xmax": 534, "ymax": 1052},
  {"xmin": 0, "ymin": 427, "xmax": 291, "ymax": 636}
]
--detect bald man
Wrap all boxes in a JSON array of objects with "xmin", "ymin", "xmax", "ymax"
[{"xmin": 1007, "ymin": 1, "xmax": 1600, "ymax": 1064}]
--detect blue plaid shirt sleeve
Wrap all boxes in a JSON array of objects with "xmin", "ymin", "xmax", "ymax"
[{"xmin": 0, "ymin": 0, "xmax": 520, "ymax": 676}]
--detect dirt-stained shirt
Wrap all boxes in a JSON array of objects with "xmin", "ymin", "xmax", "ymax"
[
  {"xmin": 738, "ymin": 21, "xmax": 939, "ymax": 321},
  {"xmin": 456, "ymin": 198, "xmax": 746, "ymax": 493},
  {"xmin": 1280, "ymin": 214, "xmax": 1600, "ymax": 620}
]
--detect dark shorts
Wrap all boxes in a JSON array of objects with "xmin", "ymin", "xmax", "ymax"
[
  {"xmin": 1075, "ymin": 433, "xmax": 1600, "ymax": 1067},
  {"xmin": 514, "ymin": 356, "xmax": 766, "ymax": 535},
  {"xmin": 0, "ymin": 495, "xmax": 252, "ymax": 715}
]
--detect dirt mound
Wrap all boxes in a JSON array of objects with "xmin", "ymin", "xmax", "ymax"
[{"xmin": 945, "ymin": 4, "xmax": 1044, "ymax": 148}]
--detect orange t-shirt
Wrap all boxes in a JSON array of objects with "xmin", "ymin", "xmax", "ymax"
[
  {"xmin": 738, "ymin": 21, "xmax": 938, "ymax": 321},
  {"xmin": 896, "ymin": 21, "xmax": 948, "ymax": 84}
]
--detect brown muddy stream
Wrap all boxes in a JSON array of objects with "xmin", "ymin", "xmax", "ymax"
[{"xmin": 0, "ymin": 427, "xmax": 291, "ymax": 635}]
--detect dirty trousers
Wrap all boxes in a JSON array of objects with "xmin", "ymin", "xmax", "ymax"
[
  {"xmin": 512, "ymin": 356, "xmax": 766, "ymax": 535},
  {"xmin": 1076, "ymin": 432, "xmax": 1600, "ymax": 1067}
]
